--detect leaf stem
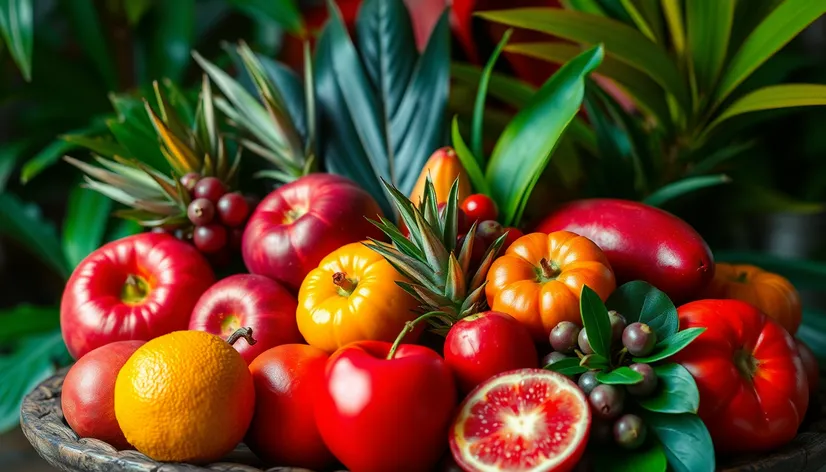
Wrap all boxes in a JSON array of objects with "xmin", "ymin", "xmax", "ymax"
[{"xmin": 387, "ymin": 311, "xmax": 450, "ymax": 360}]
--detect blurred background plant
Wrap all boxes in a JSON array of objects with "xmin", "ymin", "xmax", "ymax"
[{"xmin": 1, "ymin": 0, "xmax": 826, "ymax": 455}]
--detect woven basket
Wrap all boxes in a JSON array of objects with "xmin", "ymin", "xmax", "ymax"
[{"xmin": 20, "ymin": 368, "xmax": 826, "ymax": 472}]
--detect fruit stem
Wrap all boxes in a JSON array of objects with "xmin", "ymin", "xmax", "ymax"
[
  {"xmin": 333, "ymin": 272, "xmax": 358, "ymax": 295},
  {"xmin": 538, "ymin": 258, "xmax": 561, "ymax": 281},
  {"xmin": 735, "ymin": 271, "xmax": 749, "ymax": 283},
  {"xmin": 387, "ymin": 311, "xmax": 449, "ymax": 360},
  {"xmin": 617, "ymin": 347, "xmax": 628, "ymax": 366},
  {"xmin": 733, "ymin": 349, "xmax": 759, "ymax": 381},
  {"xmin": 227, "ymin": 327, "xmax": 257, "ymax": 346},
  {"xmin": 121, "ymin": 274, "xmax": 149, "ymax": 304}
]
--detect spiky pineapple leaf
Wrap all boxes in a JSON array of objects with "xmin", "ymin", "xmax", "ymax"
[
  {"xmin": 469, "ymin": 232, "xmax": 508, "ymax": 291},
  {"xmin": 444, "ymin": 254, "xmax": 467, "ymax": 302},
  {"xmin": 363, "ymin": 240, "xmax": 442, "ymax": 291}
]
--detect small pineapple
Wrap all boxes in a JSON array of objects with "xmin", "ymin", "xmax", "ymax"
[
  {"xmin": 64, "ymin": 77, "xmax": 250, "ymax": 259},
  {"xmin": 365, "ymin": 177, "xmax": 508, "ymax": 336}
]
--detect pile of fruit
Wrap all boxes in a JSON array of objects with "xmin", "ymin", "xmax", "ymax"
[{"xmin": 57, "ymin": 146, "xmax": 818, "ymax": 472}]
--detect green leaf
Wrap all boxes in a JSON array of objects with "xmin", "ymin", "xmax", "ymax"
[
  {"xmin": 451, "ymin": 62, "xmax": 535, "ymax": 109},
  {"xmin": 685, "ymin": 0, "xmax": 734, "ymax": 94},
  {"xmin": 477, "ymin": 8, "xmax": 689, "ymax": 112},
  {"xmin": 485, "ymin": 44, "xmax": 603, "ymax": 226},
  {"xmin": 580, "ymin": 352, "xmax": 610, "ymax": 369},
  {"xmin": 580, "ymin": 284, "xmax": 613, "ymax": 358},
  {"xmin": 592, "ymin": 441, "xmax": 667, "ymax": 472},
  {"xmin": 150, "ymin": 0, "xmax": 195, "ymax": 82},
  {"xmin": 562, "ymin": 0, "xmax": 606, "ymax": 15},
  {"xmin": 544, "ymin": 357, "xmax": 588, "ymax": 376},
  {"xmin": 0, "ymin": 330, "xmax": 71, "ymax": 433},
  {"xmin": 643, "ymin": 174, "xmax": 731, "ymax": 207},
  {"xmin": 63, "ymin": 0, "xmax": 118, "ymax": 90},
  {"xmin": 0, "ymin": 305, "xmax": 60, "ymax": 346},
  {"xmin": 0, "ymin": 0, "xmax": 32, "ymax": 81},
  {"xmin": 661, "ymin": 0, "xmax": 685, "ymax": 60},
  {"xmin": 704, "ymin": 84, "xmax": 826, "ymax": 140},
  {"xmin": 62, "ymin": 186, "xmax": 112, "ymax": 269},
  {"xmin": 451, "ymin": 117, "xmax": 489, "ymax": 195},
  {"xmin": 472, "ymin": 29, "xmax": 512, "ymax": 162},
  {"xmin": 596, "ymin": 366, "xmax": 644, "ymax": 385},
  {"xmin": 621, "ymin": 0, "xmax": 658, "ymax": 43},
  {"xmin": 504, "ymin": 42, "xmax": 670, "ymax": 126},
  {"xmin": 687, "ymin": 141, "xmax": 754, "ymax": 176},
  {"xmin": 228, "ymin": 0, "xmax": 304, "ymax": 35},
  {"xmin": 714, "ymin": 0, "xmax": 826, "ymax": 107},
  {"xmin": 607, "ymin": 281, "xmax": 678, "ymax": 339},
  {"xmin": 638, "ymin": 363, "xmax": 700, "ymax": 414},
  {"xmin": 0, "ymin": 193, "xmax": 69, "ymax": 279},
  {"xmin": 633, "ymin": 328, "xmax": 705, "ymax": 363},
  {"xmin": 643, "ymin": 412, "xmax": 715, "ymax": 472},
  {"xmin": 124, "ymin": 0, "xmax": 155, "ymax": 25},
  {"xmin": 0, "ymin": 141, "xmax": 27, "ymax": 192},
  {"xmin": 20, "ymin": 121, "xmax": 109, "ymax": 183}
]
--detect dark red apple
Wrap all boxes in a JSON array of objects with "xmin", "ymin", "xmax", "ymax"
[
  {"xmin": 242, "ymin": 174, "xmax": 385, "ymax": 292},
  {"xmin": 189, "ymin": 274, "xmax": 304, "ymax": 364},
  {"xmin": 62, "ymin": 340, "xmax": 145, "ymax": 449},
  {"xmin": 61, "ymin": 233, "xmax": 215, "ymax": 360},
  {"xmin": 444, "ymin": 311, "xmax": 539, "ymax": 394}
]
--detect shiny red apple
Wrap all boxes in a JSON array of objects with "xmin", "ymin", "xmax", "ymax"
[
  {"xmin": 62, "ymin": 340, "xmax": 145, "ymax": 449},
  {"xmin": 61, "ymin": 233, "xmax": 215, "ymax": 360},
  {"xmin": 242, "ymin": 174, "xmax": 385, "ymax": 292},
  {"xmin": 188, "ymin": 274, "xmax": 304, "ymax": 364}
]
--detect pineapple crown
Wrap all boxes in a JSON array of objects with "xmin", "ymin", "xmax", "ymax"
[
  {"xmin": 365, "ymin": 176, "xmax": 507, "ymax": 334},
  {"xmin": 64, "ymin": 77, "xmax": 239, "ymax": 228}
]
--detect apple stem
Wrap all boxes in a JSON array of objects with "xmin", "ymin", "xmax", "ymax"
[
  {"xmin": 121, "ymin": 274, "xmax": 149, "ymax": 304},
  {"xmin": 227, "ymin": 327, "xmax": 257, "ymax": 346},
  {"xmin": 332, "ymin": 272, "xmax": 357, "ymax": 295},
  {"xmin": 386, "ymin": 311, "xmax": 450, "ymax": 360}
]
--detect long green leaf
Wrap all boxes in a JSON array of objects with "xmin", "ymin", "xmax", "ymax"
[
  {"xmin": 451, "ymin": 63, "xmax": 536, "ymax": 108},
  {"xmin": 63, "ymin": 0, "xmax": 118, "ymax": 90},
  {"xmin": 228, "ymin": 0, "xmax": 304, "ymax": 35},
  {"xmin": 63, "ymin": 186, "xmax": 112, "ymax": 268},
  {"xmin": 714, "ymin": 0, "xmax": 826, "ymax": 107},
  {"xmin": 150, "ymin": 0, "xmax": 194, "ymax": 82},
  {"xmin": 477, "ymin": 8, "xmax": 689, "ymax": 112},
  {"xmin": 506, "ymin": 42, "xmax": 670, "ymax": 127},
  {"xmin": 686, "ymin": 0, "xmax": 734, "ymax": 95},
  {"xmin": 704, "ymin": 84, "xmax": 826, "ymax": 140},
  {"xmin": 0, "ymin": 0, "xmax": 32, "ymax": 81},
  {"xmin": 660, "ymin": 0, "xmax": 685, "ymax": 60},
  {"xmin": 0, "ymin": 141, "xmax": 28, "ymax": 191},
  {"xmin": 451, "ymin": 117, "xmax": 489, "ymax": 195},
  {"xmin": 643, "ymin": 174, "xmax": 731, "ymax": 207},
  {"xmin": 621, "ymin": 0, "xmax": 657, "ymax": 43},
  {"xmin": 0, "ymin": 305, "xmax": 60, "ymax": 345},
  {"xmin": 20, "ymin": 121, "xmax": 109, "ymax": 183},
  {"xmin": 562, "ymin": 0, "xmax": 606, "ymax": 15},
  {"xmin": 0, "ymin": 194, "xmax": 69, "ymax": 279},
  {"xmin": 472, "ymin": 29, "xmax": 512, "ymax": 162},
  {"xmin": 485, "ymin": 45, "xmax": 604, "ymax": 226}
]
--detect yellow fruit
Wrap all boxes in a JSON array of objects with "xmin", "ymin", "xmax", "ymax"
[
  {"xmin": 409, "ymin": 147, "xmax": 472, "ymax": 206},
  {"xmin": 114, "ymin": 329, "xmax": 255, "ymax": 463}
]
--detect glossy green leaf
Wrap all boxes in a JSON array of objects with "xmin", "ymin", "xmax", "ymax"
[
  {"xmin": 643, "ymin": 174, "xmax": 731, "ymax": 207},
  {"xmin": 451, "ymin": 63, "xmax": 535, "ymax": 108},
  {"xmin": 477, "ymin": 8, "xmax": 689, "ymax": 111},
  {"xmin": 580, "ymin": 353, "xmax": 610, "ymax": 369},
  {"xmin": 580, "ymin": 284, "xmax": 613, "ymax": 358},
  {"xmin": 150, "ymin": 0, "xmax": 195, "ymax": 82},
  {"xmin": 660, "ymin": 0, "xmax": 685, "ymax": 59},
  {"xmin": 633, "ymin": 328, "xmax": 705, "ymax": 363},
  {"xmin": 64, "ymin": 0, "xmax": 117, "ymax": 90},
  {"xmin": 687, "ymin": 141, "xmax": 754, "ymax": 176},
  {"xmin": 704, "ymin": 84, "xmax": 826, "ymax": 140},
  {"xmin": 0, "ymin": 193, "xmax": 69, "ymax": 279},
  {"xmin": 714, "ymin": 0, "xmax": 826, "ymax": 107},
  {"xmin": 0, "ymin": 0, "xmax": 32, "ymax": 80},
  {"xmin": 62, "ymin": 186, "xmax": 112, "ymax": 269},
  {"xmin": 472, "ymin": 29, "xmax": 512, "ymax": 162},
  {"xmin": 561, "ymin": 0, "xmax": 606, "ymax": 15},
  {"xmin": 20, "ymin": 120, "xmax": 109, "ymax": 183},
  {"xmin": 451, "ymin": 117, "xmax": 489, "ymax": 195},
  {"xmin": 639, "ymin": 363, "xmax": 700, "ymax": 414},
  {"xmin": 505, "ymin": 42, "xmax": 670, "ymax": 125},
  {"xmin": 228, "ymin": 0, "xmax": 304, "ymax": 35},
  {"xmin": 0, "ymin": 141, "xmax": 27, "ymax": 191},
  {"xmin": 596, "ymin": 366, "xmax": 644, "ymax": 385},
  {"xmin": 485, "ymin": 45, "xmax": 603, "ymax": 226},
  {"xmin": 607, "ymin": 281, "xmax": 678, "ymax": 339},
  {"xmin": 643, "ymin": 412, "xmax": 715, "ymax": 472},
  {"xmin": 124, "ymin": 0, "xmax": 155, "ymax": 25},
  {"xmin": 544, "ymin": 357, "xmax": 587, "ymax": 376},
  {"xmin": 0, "ymin": 331, "xmax": 71, "ymax": 433},
  {"xmin": 685, "ymin": 0, "xmax": 734, "ymax": 94},
  {"xmin": 0, "ymin": 305, "xmax": 60, "ymax": 345},
  {"xmin": 621, "ymin": 0, "xmax": 657, "ymax": 43},
  {"xmin": 592, "ymin": 441, "xmax": 667, "ymax": 472}
]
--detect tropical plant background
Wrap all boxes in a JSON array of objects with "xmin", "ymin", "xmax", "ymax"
[{"xmin": 1, "ymin": 0, "xmax": 826, "ymax": 468}]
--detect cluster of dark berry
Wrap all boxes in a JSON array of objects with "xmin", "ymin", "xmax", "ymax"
[{"xmin": 544, "ymin": 312, "xmax": 660, "ymax": 450}]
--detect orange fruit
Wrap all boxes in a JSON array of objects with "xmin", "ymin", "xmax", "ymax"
[{"xmin": 114, "ymin": 329, "xmax": 255, "ymax": 463}]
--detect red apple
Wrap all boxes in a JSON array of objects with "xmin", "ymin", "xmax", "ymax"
[
  {"xmin": 62, "ymin": 340, "xmax": 145, "ymax": 449},
  {"xmin": 246, "ymin": 344, "xmax": 335, "ymax": 469},
  {"xmin": 189, "ymin": 274, "xmax": 304, "ymax": 364},
  {"xmin": 61, "ymin": 233, "xmax": 215, "ymax": 360},
  {"xmin": 444, "ymin": 311, "xmax": 539, "ymax": 394},
  {"xmin": 242, "ymin": 174, "xmax": 385, "ymax": 292}
]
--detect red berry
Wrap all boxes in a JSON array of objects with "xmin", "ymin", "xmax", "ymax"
[
  {"xmin": 187, "ymin": 198, "xmax": 216, "ymax": 226},
  {"xmin": 193, "ymin": 177, "xmax": 227, "ymax": 202},
  {"xmin": 217, "ymin": 192, "xmax": 250, "ymax": 227},
  {"xmin": 461, "ymin": 194, "xmax": 498, "ymax": 223},
  {"xmin": 502, "ymin": 227, "xmax": 524, "ymax": 251},
  {"xmin": 193, "ymin": 224, "xmax": 227, "ymax": 253},
  {"xmin": 180, "ymin": 172, "xmax": 200, "ymax": 191}
]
